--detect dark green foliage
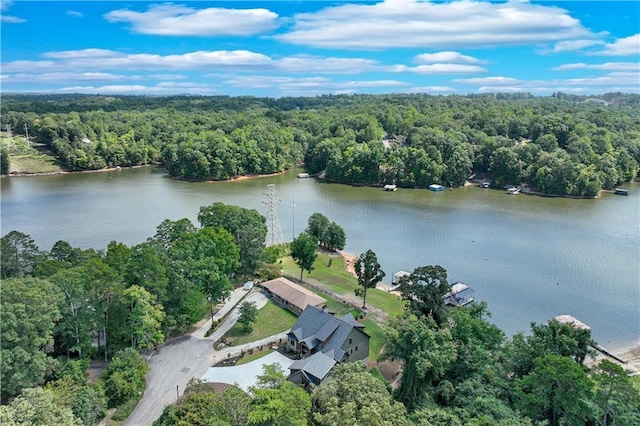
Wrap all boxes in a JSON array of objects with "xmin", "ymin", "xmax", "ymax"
[
  {"xmin": 1, "ymin": 146, "xmax": 10, "ymax": 174},
  {"xmin": 100, "ymin": 348, "xmax": 148, "ymax": 408},
  {"xmin": 592, "ymin": 360, "xmax": 640, "ymax": 426},
  {"xmin": 305, "ymin": 213, "xmax": 346, "ymax": 251},
  {"xmin": 515, "ymin": 354, "xmax": 594, "ymax": 426},
  {"xmin": 1, "ymin": 230, "xmax": 42, "ymax": 278},
  {"xmin": 312, "ymin": 362, "xmax": 408, "ymax": 426},
  {"xmin": 154, "ymin": 380, "xmax": 251, "ymax": 426},
  {"xmin": 400, "ymin": 265, "xmax": 450, "ymax": 326},
  {"xmin": 0, "ymin": 387, "xmax": 82, "ymax": 425},
  {"xmin": 290, "ymin": 232, "xmax": 317, "ymax": 282},
  {"xmin": 238, "ymin": 301, "xmax": 258, "ymax": 333},
  {"xmin": 248, "ymin": 363, "xmax": 311, "ymax": 426},
  {"xmin": 198, "ymin": 202, "xmax": 267, "ymax": 275},
  {"xmin": 1, "ymin": 277, "xmax": 63, "ymax": 403},
  {"xmin": 3, "ymin": 93, "xmax": 638, "ymax": 194},
  {"xmin": 354, "ymin": 249, "xmax": 386, "ymax": 309},
  {"xmin": 382, "ymin": 313, "xmax": 457, "ymax": 411}
]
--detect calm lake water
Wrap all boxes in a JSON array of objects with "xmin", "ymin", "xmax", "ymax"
[{"xmin": 2, "ymin": 166, "xmax": 639, "ymax": 351}]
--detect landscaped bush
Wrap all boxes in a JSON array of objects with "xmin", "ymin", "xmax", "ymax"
[{"xmin": 101, "ymin": 348, "xmax": 148, "ymax": 408}]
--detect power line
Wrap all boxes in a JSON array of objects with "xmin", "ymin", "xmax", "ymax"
[{"xmin": 264, "ymin": 184, "xmax": 284, "ymax": 246}]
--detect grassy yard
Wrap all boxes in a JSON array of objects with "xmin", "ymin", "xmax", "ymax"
[
  {"xmin": 235, "ymin": 348, "xmax": 273, "ymax": 366},
  {"xmin": 224, "ymin": 300, "xmax": 297, "ymax": 346},
  {"xmin": 280, "ymin": 252, "xmax": 405, "ymax": 319},
  {"xmin": 2, "ymin": 138, "xmax": 64, "ymax": 174},
  {"xmin": 362, "ymin": 319, "xmax": 386, "ymax": 362}
]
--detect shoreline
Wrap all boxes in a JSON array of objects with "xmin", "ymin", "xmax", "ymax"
[{"xmin": 337, "ymin": 250, "xmax": 640, "ymax": 371}]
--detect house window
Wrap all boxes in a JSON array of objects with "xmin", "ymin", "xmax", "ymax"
[
  {"xmin": 355, "ymin": 346, "xmax": 358, "ymax": 352},
  {"xmin": 348, "ymin": 338, "xmax": 352, "ymax": 344}
]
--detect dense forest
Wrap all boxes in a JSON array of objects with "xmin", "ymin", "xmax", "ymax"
[
  {"xmin": 2, "ymin": 92, "xmax": 639, "ymax": 196},
  {"xmin": 2, "ymin": 202, "xmax": 639, "ymax": 425}
]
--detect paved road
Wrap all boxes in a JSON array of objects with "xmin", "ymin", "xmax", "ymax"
[{"xmin": 125, "ymin": 288, "xmax": 269, "ymax": 426}]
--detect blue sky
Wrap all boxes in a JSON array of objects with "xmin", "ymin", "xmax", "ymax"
[{"xmin": 1, "ymin": 1, "xmax": 638, "ymax": 97}]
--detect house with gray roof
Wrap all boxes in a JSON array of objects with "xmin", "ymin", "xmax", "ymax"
[{"xmin": 286, "ymin": 305, "xmax": 370, "ymax": 386}]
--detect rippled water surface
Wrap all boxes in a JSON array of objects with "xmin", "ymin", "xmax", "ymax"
[{"xmin": 2, "ymin": 166, "xmax": 638, "ymax": 350}]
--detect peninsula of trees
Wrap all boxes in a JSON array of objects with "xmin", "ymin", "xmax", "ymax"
[{"xmin": 2, "ymin": 92, "xmax": 639, "ymax": 196}]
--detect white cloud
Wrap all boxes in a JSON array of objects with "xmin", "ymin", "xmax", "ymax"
[
  {"xmin": 553, "ymin": 62, "xmax": 639, "ymax": 72},
  {"xmin": 105, "ymin": 4, "xmax": 279, "ymax": 36},
  {"xmin": 549, "ymin": 39, "xmax": 604, "ymax": 53},
  {"xmin": 3, "ymin": 72, "xmax": 143, "ymax": 84},
  {"xmin": 406, "ymin": 86, "xmax": 457, "ymax": 94},
  {"xmin": 415, "ymin": 52, "xmax": 484, "ymax": 64},
  {"xmin": 275, "ymin": 55, "xmax": 381, "ymax": 74},
  {"xmin": 453, "ymin": 76, "xmax": 520, "ymax": 85},
  {"xmin": 393, "ymin": 64, "xmax": 487, "ymax": 74},
  {"xmin": 55, "ymin": 83, "xmax": 218, "ymax": 95},
  {"xmin": 0, "ymin": 0, "xmax": 24, "ymax": 23},
  {"xmin": 462, "ymin": 71, "xmax": 640, "ymax": 95},
  {"xmin": 276, "ymin": 0, "xmax": 592, "ymax": 49},
  {"xmin": 3, "ymin": 49, "xmax": 273, "ymax": 73},
  {"xmin": 221, "ymin": 75, "xmax": 408, "ymax": 96},
  {"xmin": 66, "ymin": 10, "xmax": 83, "ymax": 18},
  {"xmin": 592, "ymin": 34, "xmax": 640, "ymax": 56}
]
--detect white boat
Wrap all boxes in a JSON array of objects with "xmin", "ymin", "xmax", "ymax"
[{"xmin": 507, "ymin": 187, "xmax": 520, "ymax": 195}]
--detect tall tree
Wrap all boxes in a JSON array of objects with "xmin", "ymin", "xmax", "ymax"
[
  {"xmin": 122, "ymin": 285, "xmax": 165, "ymax": 349},
  {"xmin": 306, "ymin": 213, "xmax": 330, "ymax": 243},
  {"xmin": 515, "ymin": 354, "xmax": 594, "ymax": 426},
  {"xmin": 1, "ymin": 230, "xmax": 41, "ymax": 278},
  {"xmin": 238, "ymin": 301, "xmax": 258, "ymax": 333},
  {"xmin": 311, "ymin": 362, "xmax": 408, "ymax": 426},
  {"xmin": 198, "ymin": 202, "xmax": 267, "ymax": 275},
  {"xmin": 249, "ymin": 363, "xmax": 311, "ymax": 426},
  {"xmin": 51, "ymin": 267, "xmax": 95, "ymax": 358},
  {"xmin": 323, "ymin": 222, "xmax": 346, "ymax": 251},
  {"xmin": 354, "ymin": 249, "xmax": 385, "ymax": 309},
  {"xmin": 290, "ymin": 232, "xmax": 317, "ymax": 282},
  {"xmin": 593, "ymin": 359, "xmax": 640, "ymax": 426},
  {"xmin": 382, "ymin": 313, "xmax": 457, "ymax": 411},
  {"xmin": 400, "ymin": 265, "xmax": 450, "ymax": 326},
  {"xmin": 1, "ymin": 277, "xmax": 63, "ymax": 403},
  {"xmin": 0, "ymin": 387, "xmax": 82, "ymax": 426}
]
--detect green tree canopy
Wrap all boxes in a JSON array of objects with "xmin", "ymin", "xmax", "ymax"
[
  {"xmin": 354, "ymin": 249, "xmax": 385, "ymax": 309},
  {"xmin": 515, "ymin": 354, "xmax": 594, "ymax": 426},
  {"xmin": 290, "ymin": 232, "xmax": 317, "ymax": 282},
  {"xmin": 311, "ymin": 362, "xmax": 408, "ymax": 426},
  {"xmin": 1, "ymin": 277, "xmax": 63, "ymax": 403},
  {"xmin": 400, "ymin": 265, "xmax": 450, "ymax": 326}
]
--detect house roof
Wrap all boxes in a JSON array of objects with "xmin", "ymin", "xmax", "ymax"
[
  {"xmin": 289, "ymin": 351, "xmax": 336, "ymax": 383},
  {"xmin": 261, "ymin": 277, "xmax": 326, "ymax": 312},
  {"xmin": 288, "ymin": 305, "xmax": 368, "ymax": 362}
]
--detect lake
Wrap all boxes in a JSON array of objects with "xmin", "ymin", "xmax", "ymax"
[{"xmin": 2, "ymin": 166, "xmax": 638, "ymax": 351}]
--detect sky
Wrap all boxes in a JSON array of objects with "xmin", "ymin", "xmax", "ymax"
[{"xmin": 1, "ymin": 0, "xmax": 639, "ymax": 97}]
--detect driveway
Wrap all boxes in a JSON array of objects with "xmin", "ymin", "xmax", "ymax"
[
  {"xmin": 125, "ymin": 288, "xmax": 272, "ymax": 425},
  {"xmin": 201, "ymin": 351, "xmax": 295, "ymax": 391}
]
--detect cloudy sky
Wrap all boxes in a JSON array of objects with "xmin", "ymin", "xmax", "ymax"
[{"xmin": 1, "ymin": 0, "xmax": 638, "ymax": 97}]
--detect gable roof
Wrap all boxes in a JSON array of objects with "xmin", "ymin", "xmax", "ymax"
[
  {"xmin": 261, "ymin": 277, "xmax": 326, "ymax": 312},
  {"xmin": 288, "ymin": 351, "xmax": 336, "ymax": 383},
  {"xmin": 288, "ymin": 305, "xmax": 368, "ymax": 362}
]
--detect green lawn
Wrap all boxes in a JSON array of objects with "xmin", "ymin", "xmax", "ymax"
[
  {"xmin": 362, "ymin": 319, "xmax": 386, "ymax": 362},
  {"xmin": 235, "ymin": 348, "xmax": 273, "ymax": 366},
  {"xmin": 224, "ymin": 300, "xmax": 297, "ymax": 345},
  {"xmin": 280, "ymin": 252, "xmax": 404, "ymax": 318}
]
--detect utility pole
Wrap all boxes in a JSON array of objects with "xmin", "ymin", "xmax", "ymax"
[{"xmin": 291, "ymin": 197, "xmax": 296, "ymax": 241}]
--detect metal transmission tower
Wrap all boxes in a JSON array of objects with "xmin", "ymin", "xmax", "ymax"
[{"xmin": 264, "ymin": 184, "xmax": 284, "ymax": 246}]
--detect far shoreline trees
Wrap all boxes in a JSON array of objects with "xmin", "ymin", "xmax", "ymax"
[{"xmin": 2, "ymin": 92, "xmax": 638, "ymax": 196}]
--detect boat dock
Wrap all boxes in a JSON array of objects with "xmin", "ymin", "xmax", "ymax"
[
  {"xmin": 383, "ymin": 184, "xmax": 397, "ymax": 191},
  {"xmin": 614, "ymin": 188, "xmax": 629, "ymax": 196}
]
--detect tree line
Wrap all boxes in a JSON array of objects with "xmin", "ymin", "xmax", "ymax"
[
  {"xmin": 2, "ymin": 92, "xmax": 639, "ymax": 195},
  {"xmin": 154, "ymin": 260, "xmax": 640, "ymax": 426}
]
